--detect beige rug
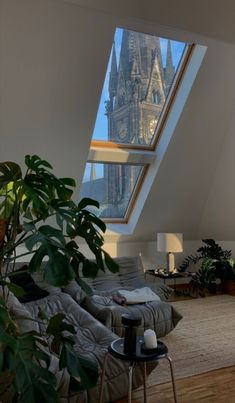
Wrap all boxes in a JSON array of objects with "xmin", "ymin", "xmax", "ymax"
[{"xmin": 148, "ymin": 294, "xmax": 235, "ymax": 385}]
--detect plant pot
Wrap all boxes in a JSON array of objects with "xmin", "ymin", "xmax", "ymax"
[{"xmin": 221, "ymin": 279, "xmax": 235, "ymax": 296}]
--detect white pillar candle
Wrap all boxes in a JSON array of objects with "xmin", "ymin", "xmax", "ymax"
[{"xmin": 144, "ymin": 329, "xmax": 157, "ymax": 349}]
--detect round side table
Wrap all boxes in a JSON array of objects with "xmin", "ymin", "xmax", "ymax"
[{"xmin": 98, "ymin": 336, "xmax": 178, "ymax": 403}]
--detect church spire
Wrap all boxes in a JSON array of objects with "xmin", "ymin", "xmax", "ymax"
[
  {"xmin": 108, "ymin": 42, "xmax": 118, "ymax": 104},
  {"xmin": 165, "ymin": 40, "xmax": 175, "ymax": 94}
]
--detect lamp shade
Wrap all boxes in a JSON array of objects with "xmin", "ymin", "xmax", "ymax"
[{"xmin": 157, "ymin": 233, "xmax": 183, "ymax": 253}]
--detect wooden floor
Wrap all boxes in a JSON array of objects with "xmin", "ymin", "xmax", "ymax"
[{"xmin": 116, "ymin": 365, "xmax": 235, "ymax": 403}]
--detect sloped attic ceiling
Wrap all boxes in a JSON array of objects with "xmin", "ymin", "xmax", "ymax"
[
  {"xmin": 134, "ymin": 40, "xmax": 235, "ymax": 241},
  {"xmin": 63, "ymin": 0, "xmax": 235, "ymax": 45},
  {"xmin": 0, "ymin": 0, "xmax": 235, "ymax": 242}
]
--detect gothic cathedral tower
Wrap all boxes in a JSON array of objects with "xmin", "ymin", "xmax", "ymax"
[
  {"xmin": 103, "ymin": 30, "xmax": 175, "ymax": 216},
  {"xmin": 107, "ymin": 31, "xmax": 174, "ymax": 145}
]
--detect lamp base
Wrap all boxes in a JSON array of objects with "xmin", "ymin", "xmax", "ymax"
[{"xmin": 167, "ymin": 252, "xmax": 175, "ymax": 274}]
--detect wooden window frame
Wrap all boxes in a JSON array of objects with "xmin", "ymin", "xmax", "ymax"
[
  {"xmin": 84, "ymin": 43, "xmax": 195, "ymax": 223},
  {"xmin": 91, "ymin": 44, "xmax": 195, "ymax": 151}
]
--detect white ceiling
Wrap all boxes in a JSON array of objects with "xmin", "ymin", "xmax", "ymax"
[
  {"xmin": 1, "ymin": 0, "xmax": 235, "ymax": 241},
  {"xmin": 62, "ymin": 0, "xmax": 235, "ymax": 44}
]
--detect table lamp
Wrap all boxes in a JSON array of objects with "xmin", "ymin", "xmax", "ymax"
[{"xmin": 157, "ymin": 233, "xmax": 183, "ymax": 274}]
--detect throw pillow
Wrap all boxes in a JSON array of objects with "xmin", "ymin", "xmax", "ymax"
[{"xmin": 10, "ymin": 265, "xmax": 49, "ymax": 303}]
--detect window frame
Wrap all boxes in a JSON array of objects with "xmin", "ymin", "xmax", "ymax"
[
  {"xmin": 81, "ymin": 41, "xmax": 196, "ymax": 223},
  {"xmin": 90, "ymin": 44, "xmax": 195, "ymax": 151},
  {"xmin": 84, "ymin": 161, "xmax": 149, "ymax": 223}
]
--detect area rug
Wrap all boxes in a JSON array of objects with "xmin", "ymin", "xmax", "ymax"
[{"xmin": 148, "ymin": 294, "xmax": 235, "ymax": 386}]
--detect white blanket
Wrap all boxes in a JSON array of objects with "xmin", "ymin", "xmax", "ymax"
[{"xmin": 118, "ymin": 287, "xmax": 160, "ymax": 304}]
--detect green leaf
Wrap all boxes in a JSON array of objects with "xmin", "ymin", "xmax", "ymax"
[
  {"xmin": 25, "ymin": 155, "xmax": 53, "ymax": 171},
  {"xmin": 33, "ymin": 349, "xmax": 51, "ymax": 369},
  {"xmin": 103, "ymin": 251, "xmax": 119, "ymax": 273},
  {"xmin": 25, "ymin": 233, "xmax": 45, "ymax": 251},
  {"xmin": 7, "ymin": 282, "xmax": 25, "ymax": 297},
  {"xmin": 81, "ymin": 210, "xmax": 106, "ymax": 233},
  {"xmin": 82, "ymin": 259, "xmax": 99, "ymax": 278},
  {"xmin": 51, "ymin": 336, "xmax": 62, "ymax": 355},
  {"xmin": 37, "ymin": 306, "xmax": 47, "ymax": 321},
  {"xmin": 23, "ymin": 209, "xmax": 34, "ymax": 221},
  {"xmin": 46, "ymin": 313, "xmax": 65, "ymax": 335},
  {"xmin": 44, "ymin": 250, "xmax": 75, "ymax": 287},
  {"xmin": 78, "ymin": 197, "xmax": 100, "ymax": 210},
  {"xmin": 0, "ymin": 295, "xmax": 6, "ymax": 306},
  {"xmin": 0, "ymin": 351, "xmax": 3, "ymax": 372},
  {"xmin": 76, "ymin": 277, "xmax": 93, "ymax": 296},
  {"xmin": 23, "ymin": 221, "xmax": 36, "ymax": 232},
  {"xmin": 38, "ymin": 225, "xmax": 66, "ymax": 245},
  {"xmin": 74, "ymin": 354, "xmax": 99, "ymax": 390},
  {"xmin": 0, "ymin": 305, "xmax": 11, "ymax": 324},
  {"xmin": 55, "ymin": 211, "xmax": 63, "ymax": 229},
  {"xmin": 0, "ymin": 161, "xmax": 22, "ymax": 187},
  {"xmin": 60, "ymin": 177, "xmax": 76, "ymax": 188},
  {"xmin": 18, "ymin": 381, "xmax": 59, "ymax": 403},
  {"xmin": 0, "ymin": 328, "xmax": 18, "ymax": 351},
  {"xmin": 28, "ymin": 245, "xmax": 47, "ymax": 272},
  {"xmin": 13, "ymin": 334, "xmax": 57, "ymax": 398},
  {"xmin": 59, "ymin": 342, "xmax": 98, "ymax": 390},
  {"xmin": 46, "ymin": 313, "xmax": 76, "ymax": 336},
  {"xmin": 5, "ymin": 347, "xmax": 16, "ymax": 371}
]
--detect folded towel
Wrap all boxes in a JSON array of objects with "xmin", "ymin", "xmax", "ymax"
[{"xmin": 117, "ymin": 287, "xmax": 160, "ymax": 304}]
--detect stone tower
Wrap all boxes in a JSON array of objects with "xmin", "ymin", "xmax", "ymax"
[{"xmin": 103, "ymin": 30, "xmax": 175, "ymax": 217}]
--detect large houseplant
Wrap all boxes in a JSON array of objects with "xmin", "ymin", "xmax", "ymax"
[
  {"xmin": 179, "ymin": 239, "xmax": 235, "ymax": 296},
  {"xmin": 0, "ymin": 155, "xmax": 118, "ymax": 402}
]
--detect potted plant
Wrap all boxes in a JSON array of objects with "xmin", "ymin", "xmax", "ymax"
[
  {"xmin": 180, "ymin": 239, "xmax": 235, "ymax": 296},
  {"xmin": 0, "ymin": 155, "xmax": 118, "ymax": 402},
  {"xmin": 217, "ymin": 259, "xmax": 235, "ymax": 295},
  {"xmin": 190, "ymin": 258, "xmax": 217, "ymax": 297}
]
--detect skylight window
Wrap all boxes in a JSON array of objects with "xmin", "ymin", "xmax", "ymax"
[
  {"xmin": 80, "ymin": 27, "xmax": 200, "ymax": 225},
  {"xmin": 81, "ymin": 162, "xmax": 145, "ymax": 220},
  {"xmin": 92, "ymin": 28, "xmax": 187, "ymax": 147}
]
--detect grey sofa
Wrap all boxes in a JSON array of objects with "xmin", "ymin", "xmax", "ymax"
[
  {"xmin": 65, "ymin": 256, "xmax": 182, "ymax": 338},
  {"xmin": 6, "ymin": 257, "xmax": 181, "ymax": 402},
  {"xmin": 7, "ymin": 273, "xmax": 156, "ymax": 403}
]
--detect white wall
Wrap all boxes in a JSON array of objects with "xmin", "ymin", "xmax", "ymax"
[
  {"xmin": 1, "ymin": 0, "xmax": 235, "ymax": 257},
  {"xmin": 0, "ymin": 0, "xmax": 115, "ymax": 189},
  {"xmin": 198, "ymin": 107, "xmax": 235, "ymax": 239},
  {"xmin": 77, "ymin": 239, "xmax": 235, "ymax": 271}
]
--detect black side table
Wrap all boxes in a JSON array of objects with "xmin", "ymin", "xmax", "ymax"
[
  {"xmin": 98, "ymin": 336, "xmax": 178, "ymax": 403},
  {"xmin": 146, "ymin": 269, "xmax": 192, "ymax": 294}
]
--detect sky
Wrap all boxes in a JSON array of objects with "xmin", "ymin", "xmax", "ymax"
[{"xmin": 83, "ymin": 28, "xmax": 186, "ymax": 183}]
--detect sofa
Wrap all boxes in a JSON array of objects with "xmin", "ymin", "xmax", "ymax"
[
  {"xmin": 65, "ymin": 256, "xmax": 182, "ymax": 338},
  {"xmin": 7, "ymin": 269, "xmax": 156, "ymax": 403},
  {"xmin": 7, "ymin": 257, "xmax": 182, "ymax": 402}
]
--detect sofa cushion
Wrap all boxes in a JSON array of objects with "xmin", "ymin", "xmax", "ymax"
[
  {"xmin": 63, "ymin": 279, "xmax": 87, "ymax": 305},
  {"xmin": 79, "ymin": 256, "xmax": 172, "ymax": 301},
  {"xmin": 82, "ymin": 294, "xmax": 182, "ymax": 338},
  {"xmin": 24, "ymin": 292, "xmax": 155, "ymax": 403}
]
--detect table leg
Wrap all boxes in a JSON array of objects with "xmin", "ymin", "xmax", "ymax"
[
  {"xmin": 98, "ymin": 352, "xmax": 109, "ymax": 403},
  {"xmin": 166, "ymin": 355, "xmax": 178, "ymax": 403},
  {"xmin": 128, "ymin": 363, "xmax": 134, "ymax": 403},
  {"xmin": 143, "ymin": 362, "xmax": 147, "ymax": 403}
]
